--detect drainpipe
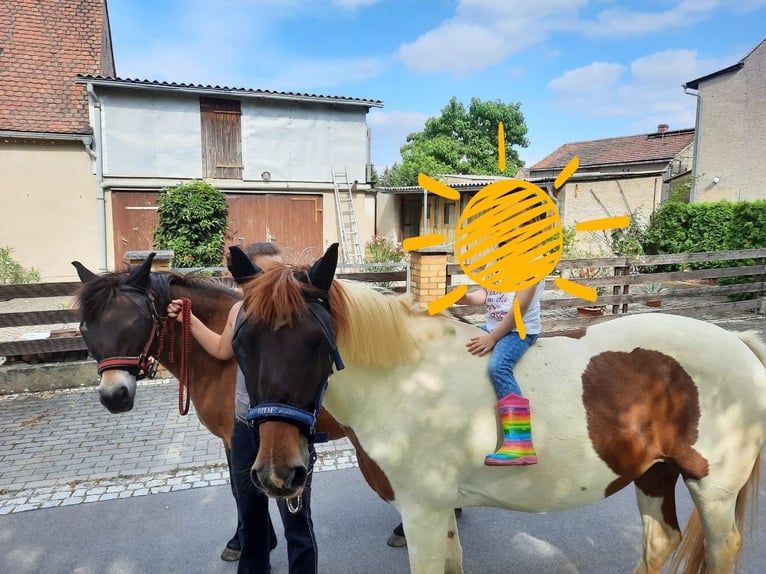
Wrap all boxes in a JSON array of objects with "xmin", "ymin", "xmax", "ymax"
[
  {"xmin": 87, "ymin": 84, "xmax": 107, "ymax": 272},
  {"xmin": 684, "ymin": 86, "xmax": 700, "ymax": 202}
]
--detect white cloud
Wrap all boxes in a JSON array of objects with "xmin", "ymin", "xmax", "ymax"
[
  {"xmin": 367, "ymin": 110, "xmax": 430, "ymax": 169},
  {"xmin": 395, "ymin": 0, "xmax": 586, "ymax": 75},
  {"xmin": 548, "ymin": 49, "xmax": 736, "ymax": 129}
]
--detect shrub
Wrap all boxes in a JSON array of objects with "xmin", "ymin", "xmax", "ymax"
[
  {"xmin": 0, "ymin": 247, "xmax": 41, "ymax": 284},
  {"xmin": 365, "ymin": 235, "xmax": 406, "ymax": 264},
  {"xmin": 154, "ymin": 181, "xmax": 228, "ymax": 269}
]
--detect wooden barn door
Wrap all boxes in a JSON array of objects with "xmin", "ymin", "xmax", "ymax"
[
  {"xmin": 111, "ymin": 191, "xmax": 160, "ymax": 269},
  {"xmin": 225, "ymin": 194, "xmax": 323, "ymax": 264}
]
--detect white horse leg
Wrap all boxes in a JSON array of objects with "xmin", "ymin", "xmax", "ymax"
[
  {"xmin": 632, "ymin": 464, "xmax": 682, "ymax": 574},
  {"xmin": 685, "ymin": 485, "xmax": 741, "ymax": 574},
  {"xmin": 400, "ymin": 505, "xmax": 455, "ymax": 574},
  {"xmin": 444, "ymin": 510, "xmax": 463, "ymax": 574}
]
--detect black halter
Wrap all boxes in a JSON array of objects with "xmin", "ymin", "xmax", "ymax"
[{"xmin": 244, "ymin": 289, "xmax": 344, "ymax": 443}]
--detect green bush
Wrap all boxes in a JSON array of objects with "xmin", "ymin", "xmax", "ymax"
[
  {"xmin": 641, "ymin": 200, "xmax": 766, "ymax": 299},
  {"xmin": 154, "ymin": 181, "xmax": 228, "ymax": 269},
  {"xmin": 0, "ymin": 247, "xmax": 41, "ymax": 285}
]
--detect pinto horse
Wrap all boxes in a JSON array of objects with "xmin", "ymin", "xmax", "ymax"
[
  {"xmin": 233, "ymin": 243, "xmax": 766, "ymax": 574},
  {"xmin": 70, "ymin": 254, "xmax": 349, "ymax": 559}
]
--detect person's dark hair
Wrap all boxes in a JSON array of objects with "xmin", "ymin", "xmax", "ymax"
[{"xmin": 244, "ymin": 242, "xmax": 281, "ymax": 259}]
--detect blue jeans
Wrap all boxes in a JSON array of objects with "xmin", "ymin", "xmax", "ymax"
[
  {"xmin": 230, "ymin": 419, "xmax": 318, "ymax": 574},
  {"xmin": 482, "ymin": 326, "xmax": 538, "ymax": 398}
]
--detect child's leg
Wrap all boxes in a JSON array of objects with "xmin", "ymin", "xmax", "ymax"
[{"xmin": 486, "ymin": 331, "xmax": 537, "ymax": 398}]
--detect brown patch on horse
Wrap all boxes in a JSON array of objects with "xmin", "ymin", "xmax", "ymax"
[
  {"xmin": 316, "ymin": 408, "xmax": 347, "ymax": 441},
  {"xmin": 541, "ymin": 327, "xmax": 587, "ymax": 340},
  {"xmin": 635, "ymin": 462, "xmax": 682, "ymax": 530},
  {"xmin": 582, "ymin": 348, "xmax": 709, "ymax": 497},
  {"xmin": 342, "ymin": 426, "xmax": 396, "ymax": 501}
]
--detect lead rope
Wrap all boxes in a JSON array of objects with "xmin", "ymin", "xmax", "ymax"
[{"xmin": 158, "ymin": 297, "xmax": 193, "ymax": 415}]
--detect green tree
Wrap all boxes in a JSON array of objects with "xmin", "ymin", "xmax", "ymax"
[
  {"xmin": 154, "ymin": 181, "xmax": 229, "ymax": 268},
  {"xmin": 381, "ymin": 97, "xmax": 529, "ymax": 187}
]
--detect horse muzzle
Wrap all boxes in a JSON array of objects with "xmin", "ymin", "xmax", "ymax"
[
  {"xmin": 252, "ymin": 420, "xmax": 310, "ymax": 498},
  {"xmin": 98, "ymin": 370, "xmax": 137, "ymax": 413}
]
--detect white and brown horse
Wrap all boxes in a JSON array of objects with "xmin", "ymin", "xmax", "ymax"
[{"xmin": 235, "ymin": 244, "xmax": 766, "ymax": 574}]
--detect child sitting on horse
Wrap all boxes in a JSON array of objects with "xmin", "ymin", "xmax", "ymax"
[{"xmin": 454, "ymin": 252, "xmax": 544, "ymax": 467}]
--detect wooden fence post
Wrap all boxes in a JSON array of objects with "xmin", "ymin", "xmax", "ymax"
[{"xmin": 410, "ymin": 247, "xmax": 449, "ymax": 306}]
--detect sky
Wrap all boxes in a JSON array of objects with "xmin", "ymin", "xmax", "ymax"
[{"xmin": 106, "ymin": 0, "xmax": 766, "ymax": 171}]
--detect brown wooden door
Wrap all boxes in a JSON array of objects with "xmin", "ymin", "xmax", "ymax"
[
  {"xmin": 111, "ymin": 191, "xmax": 160, "ymax": 270},
  {"xmin": 225, "ymin": 194, "xmax": 323, "ymax": 264}
]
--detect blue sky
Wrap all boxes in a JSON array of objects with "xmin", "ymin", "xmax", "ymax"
[{"xmin": 106, "ymin": 0, "xmax": 766, "ymax": 170}]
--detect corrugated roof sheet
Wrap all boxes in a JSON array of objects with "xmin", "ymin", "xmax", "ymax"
[{"xmin": 77, "ymin": 75, "xmax": 384, "ymax": 108}]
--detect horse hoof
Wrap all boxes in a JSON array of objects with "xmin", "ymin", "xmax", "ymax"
[
  {"xmin": 220, "ymin": 547, "xmax": 241, "ymax": 561},
  {"xmin": 386, "ymin": 533, "xmax": 407, "ymax": 548}
]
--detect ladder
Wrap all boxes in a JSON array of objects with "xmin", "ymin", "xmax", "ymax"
[{"xmin": 331, "ymin": 166, "xmax": 364, "ymax": 264}]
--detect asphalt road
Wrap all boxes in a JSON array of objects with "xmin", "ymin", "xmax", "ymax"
[{"xmin": 2, "ymin": 464, "xmax": 766, "ymax": 574}]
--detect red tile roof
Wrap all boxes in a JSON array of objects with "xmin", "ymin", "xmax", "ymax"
[
  {"xmin": 0, "ymin": 0, "xmax": 114, "ymax": 135},
  {"xmin": 530, "ymin": 128, "xmax": 695, "ymax": 171}
]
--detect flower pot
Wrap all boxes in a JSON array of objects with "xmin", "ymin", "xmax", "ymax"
[
  {"xmin": 577, "ymin": 306, "xmax": 606, "ymax": 318},
  {"xmin": 645, "ymin": 300, "xmax": 662, "ymax": 308}
]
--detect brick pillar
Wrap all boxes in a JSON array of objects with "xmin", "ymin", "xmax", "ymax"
[
  {"xmin": 410, "ymin": 247, "xmax": 449, "ymax": 306},
  {"xmin": 123, "ymin": 250, "xmax": 174, "ymax": 272}
]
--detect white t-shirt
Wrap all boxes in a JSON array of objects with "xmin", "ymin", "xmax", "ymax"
[{"xmin": 484, "ymin": 280, "xmax": 545, "ymax": 335}]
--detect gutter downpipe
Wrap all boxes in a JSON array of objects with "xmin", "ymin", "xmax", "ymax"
[
  {"xmin": 87, "ymin": 84, "xmax": 107, "ymax": 272},
  {"xmin": 684, "ymin": 85, "xmax": 701, "ymax": 202}
]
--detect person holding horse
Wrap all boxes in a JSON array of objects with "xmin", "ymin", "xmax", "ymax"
[
  {"xmin": 454, "ymin": 242, "xmax": 545, "ymax": 467},
  {"xmin": 167, "ymin": 242, "xmax": 318, "ymax": 574}
]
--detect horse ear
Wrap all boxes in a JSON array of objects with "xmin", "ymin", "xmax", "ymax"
[
  {"xmin": 71, "ymin": 261, "xmax": 97, "ymax": 283},
  {"xmin": 228, "ymin": 246, "xmax": 262, "ymax": 284},
  {"xmin": 126, "ymin": 253, "xmax": 155, "ymax": 289},
  {"xmin": 309, "ymin": 243, "xmax": 339, "ymax": 292}
]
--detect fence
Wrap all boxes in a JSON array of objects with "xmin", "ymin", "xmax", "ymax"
[{"xmin": 2, "ymin": 249, "xmax": 764, "ymax": 365}]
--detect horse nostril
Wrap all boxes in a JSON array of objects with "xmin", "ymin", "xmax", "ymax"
[{"xmin": 287, "ymin": 465, "xmax": 308, "ymax": 490}]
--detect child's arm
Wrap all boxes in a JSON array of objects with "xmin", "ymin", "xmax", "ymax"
[
  {"xmin": 466, "ymin": 284, "xmax": 538, "ymax": 356},
  {"xmin": 167, "ymin": 299, "xmax": 240, "ymax": 361}
]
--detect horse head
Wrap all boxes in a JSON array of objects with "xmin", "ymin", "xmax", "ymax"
[
  {"xmin": 233, "ymin": 243, "xmax": 340, "ymax": 499},
  {"xmin": 72, "ymin": 254, "xmax": 163, "ymax": 413}
]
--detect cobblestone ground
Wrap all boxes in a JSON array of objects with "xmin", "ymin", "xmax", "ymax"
[{"xmin": 0, "ymin": 379, "xmax": 356, "ymax": 515}]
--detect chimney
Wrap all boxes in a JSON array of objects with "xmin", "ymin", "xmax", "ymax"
[{"xmin": 657, "ymin": 123, "xmax": 669, "ymax": 133}]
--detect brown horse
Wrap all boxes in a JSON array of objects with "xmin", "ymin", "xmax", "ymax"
[{"xmin": 72, "ymin": 255, "xmax": 399, "ymax": 559}]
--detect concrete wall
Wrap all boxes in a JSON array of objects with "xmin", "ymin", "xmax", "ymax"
[
  {"xmin": 0, "ymin": 139, "xmax": 100, "ymax": 281},
  {"xmin": 694, "ymin": 41, "xmax": 766, "ymax": 202}
]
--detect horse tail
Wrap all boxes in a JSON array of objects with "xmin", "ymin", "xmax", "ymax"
[
  {"xmin": 735, "ymin": 329, "xmax": 766, "ymax": 373},
  {"xmin": 669, "ymin": 453, "xmax": 761, "ymax": 574}
]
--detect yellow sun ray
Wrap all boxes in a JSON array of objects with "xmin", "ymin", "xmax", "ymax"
[
  {"xmin": 554, "ymin": 277, "xmax": 598, "ymax": 302},
  {"xmin": 575, "ymin": 215, "xmax": 631, "ymax": 232},
  {"xmin": 402, "ymin": 234, "xmax": 446, "ymax": 251},
  {"xmin": 554, "ymin": 156, "xmax": 579, "ymax": 189},
  {"xmin": 513, "ymin": 298, "xmax": 527, "ymax": 339},
  {"xmin": 498, "ymin": 122, "xmax": 506, "ymax": 172},
  {"xmin": 418, "ymin": 173, "xmax": 460, "ymax": 200},
  {"xmin": 428, "ymin": 284, "xmax": 467, "ymax": 315}
]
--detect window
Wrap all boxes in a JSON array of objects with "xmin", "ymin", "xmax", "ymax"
[{"xmin": 200, "ymin": 98, "xmax": 243, "ymax": 179}]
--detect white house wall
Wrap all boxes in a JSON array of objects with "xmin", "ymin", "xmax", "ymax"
[
  {"xmin": 99, "ymin": 90, "xmax": 370, "ymax": 183},
  {"xmin": 241, "ymin": 102, "xmax": 368, "ymax": 183},
  {"xmin": 101, "ymin": 92, "xmax": 202, "ymax": 178}
]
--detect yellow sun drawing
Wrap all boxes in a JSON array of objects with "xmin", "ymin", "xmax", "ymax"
[{"xmin": 403, "ymin": 122, "xmax": 630, "ymax": 336}]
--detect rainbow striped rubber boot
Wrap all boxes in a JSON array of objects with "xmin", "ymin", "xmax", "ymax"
[{"xmin": 485, "ymin": 393, "xmax": 538, "ymax": 466}]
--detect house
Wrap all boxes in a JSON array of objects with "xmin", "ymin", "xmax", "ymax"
[
  {"xmin": 683, "ymin": 36, "xmax": 766, "ymax": 202},
  {"xmin": 0, "ymin": 0, "xmax": 115, "ymax": 281},
  {"xmin": 376, "ymin": 174, "xmax": 513, "ymax": 252},
  {"xmin": 76, "ymin": 76, "xmax": 383, "ymax": 268},
  {"xmin": 527, "ymin": 125, "xmax": 696, "ymax": 252},
  {"xmin": 0, "ymin": 0, "xmax": 382, "ymax": 281}
]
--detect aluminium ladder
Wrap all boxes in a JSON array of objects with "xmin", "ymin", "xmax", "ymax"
[{"xmin": 331, "ymin": 166, "xmax": 364, "ymax": 264}]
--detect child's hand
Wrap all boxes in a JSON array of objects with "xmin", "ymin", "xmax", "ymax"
[
  {"xmin": 166, "ymin": 299, "xmax": 184, "ymax": 322},
  {"xmin": 466, "ymin": 333, "xmax": 496, "ymax": 356}
]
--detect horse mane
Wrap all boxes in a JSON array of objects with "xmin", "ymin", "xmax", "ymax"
[{"xmin": 75, "ymin": 271, "xmax": 240, "ymax": 324}]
